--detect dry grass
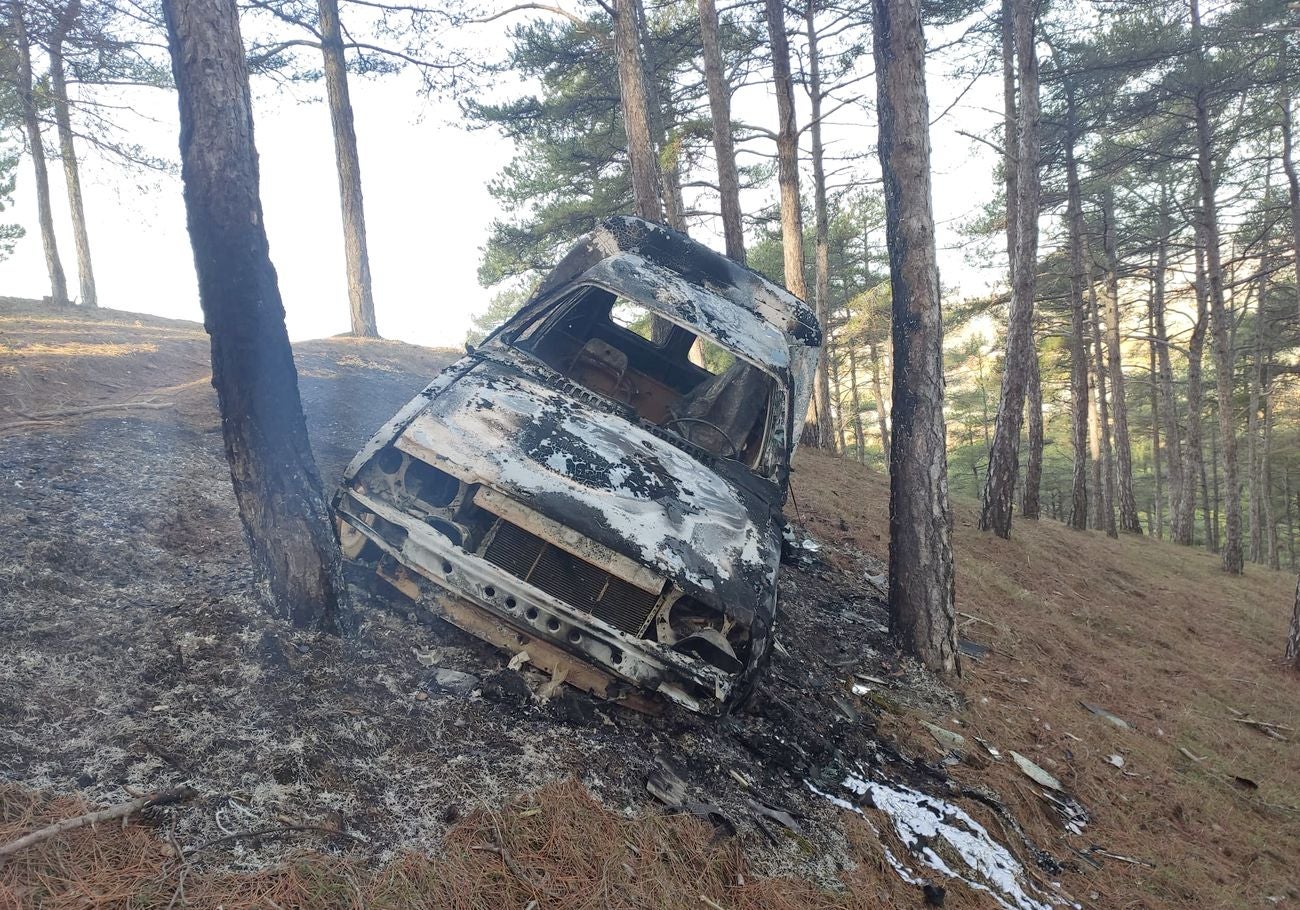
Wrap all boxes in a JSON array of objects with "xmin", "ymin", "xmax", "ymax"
[
  {"xmin": 0, "ymin": 780, "xmax": 945, "ymax": 910},
  {"xmin": 792, "ymin": 450, "xmax": 1300, "ymax": 909}
]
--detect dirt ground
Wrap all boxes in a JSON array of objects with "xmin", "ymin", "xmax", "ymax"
[{"xmin": 1, "ymin": 298, "xmax": 1297, "ymax": 909}]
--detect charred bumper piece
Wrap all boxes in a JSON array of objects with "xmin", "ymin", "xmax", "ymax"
[{"xmin": 335, "ymin": 217, "xmax": 820, "ymax": 714}]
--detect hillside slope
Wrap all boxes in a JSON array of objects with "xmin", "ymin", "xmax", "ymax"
[
  {"xmin": 1, "ymin": 299, "xmax": 1297, "ymax": 909},
  {"xmin": 794, "ymin": 452, "xmax": 1300, "ymax": 905}
]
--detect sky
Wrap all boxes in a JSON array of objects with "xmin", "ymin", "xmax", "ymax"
[{"xmin": 0, "ymin": 11, "xmax": 1005, "ymax": 350}]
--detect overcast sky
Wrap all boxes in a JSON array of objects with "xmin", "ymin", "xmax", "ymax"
[{"xmin": 0, "ymin": 12, "xmax": 1004, "ymax": 349}]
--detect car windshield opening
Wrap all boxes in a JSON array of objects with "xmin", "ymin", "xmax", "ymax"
[{"xmin": 512, "ymin": 285, "xmax": 778, "ymax": 469}]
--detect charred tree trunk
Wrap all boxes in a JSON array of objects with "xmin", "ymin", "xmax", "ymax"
[
  {"xmin": 1102, "ymin": 190, "xmax": 1141, "ymax": 533},
  {"xmin": 1192, "ymin": 0, "xmax": 1242, "ymax": 574},
  {"xmin": 1063, "ymin": 89, "xmax": 1089, "ymax": 531},
  {"xmin": 873, "ymin": 0, "xmax": 957, "ymax": 672},
  {"xmin": 979, "ymin": 0, "xmax": 1039, "ymax": 538},
  {"xmin": 318, "ymin": 0, "xmax": 377, "ymax": 337},
  {"xmin": 804, "ymin": 2, "xmax": 834, "ymax": 451},
  {"xmin": 163, "ymin": 0, "xmax": 346, "ymax": 630},
  {"xmin": 10, "ymin": 3, "xmax": 69, "ymax": 307},
  {"xmin": 615, "ymin": 0, "xmax": 664, "ymax": 223},
  {"xmin": 49, "ymin": 2, "xmax": 97, "ymax": 308},
  {"xmin": 697, "ymin": 0, "xmax": 744, "ymax": 261}
]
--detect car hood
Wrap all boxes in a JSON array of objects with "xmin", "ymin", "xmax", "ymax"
[{"xmin": 392, "ymin": 360, "xmax": 779, "ymax": 620}]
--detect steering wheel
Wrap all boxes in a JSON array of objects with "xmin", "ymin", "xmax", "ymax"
[{"xmin": 664, "ymin": 416, "xmax": 740, "ymax": 460}]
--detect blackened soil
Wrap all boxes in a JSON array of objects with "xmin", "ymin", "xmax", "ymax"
[{"xmin": 0, "ymin": 302, "xmax": 958, "ymax": 881}]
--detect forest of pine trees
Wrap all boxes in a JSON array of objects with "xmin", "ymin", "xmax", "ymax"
[
  {"xmin": 3, "ymin": 0, "xmax": 1300, "ymax": 645},
  {"xmin": 467, "ymin": 0, "xmax": 1300, "ymax": 577}
]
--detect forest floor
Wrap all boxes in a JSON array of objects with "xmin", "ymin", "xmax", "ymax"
[{"xmin": 0, "ymin": 297, "xmax": 1297, "ymax": 909}]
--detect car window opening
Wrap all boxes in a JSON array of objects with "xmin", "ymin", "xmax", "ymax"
[{"xmin": 515, "ymin": 285, "xmax": 775, "ymax": 468}]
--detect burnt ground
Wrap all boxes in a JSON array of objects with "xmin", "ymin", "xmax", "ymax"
[{"xmin": 1, "ymin": 300, "xmax": 1070, "ymax": 906}]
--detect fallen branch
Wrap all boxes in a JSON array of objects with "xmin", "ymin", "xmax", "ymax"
[
  {"xmin": 184, "ymin": 823, "xmax": 366, "ymax": 855},
  {"xmin": 0, "ymin": 785, "xmax": 196, "ymax": 860}
]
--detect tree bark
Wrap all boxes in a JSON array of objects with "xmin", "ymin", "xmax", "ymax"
[
  {"xmin": 847, "ymin": 340, "xmax": 867, "ymax": 462},
  {"xmin": 1283, "ymin": 94, "xmax": 1300, "ymax": 322},
  {"xmin": 980, "ymin": 0, "xmax": 1039, "ymax": 539},
  {"xmin": 1153, "ymin": 183, "xmax": 1185, "ymax": 538},
  {"xmin": 1248, "ymin": 264, "xmax": 1265, "ymax": 563},
  {"xmin": 1101, "ymin": 189, "xmax": 1141, "ymax": 533},
  {"xmin": 873, "ymin": 0, "xmax": 957, "ymax": 673},
  {"xmin": 1288, "ymin": 576, "xmax": 1300, "ymax": 670},
  {"xmin": 634, "ymin": 0, "xmax": 686, "ymax": 234},
  {"xmin": 1063, "ymin": 87, "xmax": 1089, "ymax": 531},
  {"xmin": 1023, "ymin": 343, "xmax": 1043, "ymax": 519},
  {"xmin": 1088, "ymin": 272, "xmax": 1118, "ymax": 537},
  {"xmin": 764, "ymin": 0, "xmax": 806, "ymax": 301},
  {"xmin": 49, "ymin": 0, "xmax": 97, "ymax": 308},
  {"xmin": 697, "ymin": 0, "xmax": 744, "ymax": 261},
  {"xmin": 1177, "ymin": 234, "xmax": 1210, "ymax": 545},
  {"xmin": 1147, "ymin": 279, "xmax": 1162, "ymax": 539},
  {"xmin": 10, "ymin": 2, "xmax": 69, "ymax": 307},
  {"xmin": 614, "ymin": 0, "xmax": 663, "ymax": 223},
  {"xmin": 1191, "ymin": 0, "xmax": 1243, "ymax": 574},
  {"xmin": 868, "ymin": 337, "xmax": 891, "ymax": 467},
  {"xmin": 163, "ymin": 0, "xmax": 347, "ymax": 630},
  {"xmin": 804, "ymin": 2, "xmax": 834, "ymax": 451},
  {"xmin": 317, "ymin": 0, "xmax": 378, "ymax": 337}
]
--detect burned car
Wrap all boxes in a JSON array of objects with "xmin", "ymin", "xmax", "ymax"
[{"xmin": 334, "ymin": 217, "xmax": 821, "ymax": 714}]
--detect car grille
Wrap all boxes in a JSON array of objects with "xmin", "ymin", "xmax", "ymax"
[{"xmin": 481, "ymin": 519, "xmax": 660, "ymax": 635}]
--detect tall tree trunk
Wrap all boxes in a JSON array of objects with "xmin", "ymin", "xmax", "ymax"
[
  {"xmin": 1153, "ymin": 184, "xmax": 1186, "ymax": 538},
  {"xmin": 634, "ymin": 0, "xmax": 686, "ymax": 233},
  {"xmin": 1088, "ymin": 357, "xmax": 1103, "ymax": 529},
  {"xmin": 1264, "ymin": 365, "xmax": 1279, "ymax": 569},
  {"xmin": 873, "ymin": 0, "xmax": 957, "ymax": 673},
  {"xmin": 318, "ymin": 0, "xmax": 378, "ymax": 337},
  {"xmin": 979, "ymin": 0, "xmax": 1040, "ymax": 538},
  {"xmin": 1283, "ymin": 597, "xmax": 1298, "ymax": 676},
  {"xmin": 11, "ymin": 3, "xmax": 69, "ymax": 307},
  {"xmin": 49, "ymin": 1, "xmax": 97, "ymax": 308},
  {"xmin": 1177, "ymin": 236, "xmax": 1209, "ymax": 545},
  {"xmin": 868, "ymin": 337, "xmax": 891, "ymax": 466},
  {"xmin": 1285, "ymin": 468, "xmax": 1295, "ymax": 568},
  {"xmin": 1147, "ymin": 280, "xmax": 1163, "ymax": 539},
  {"xmin": 1088, "ymin": 276, "xmax": 1118, "ymax": 537},
  {"xmin": 163, "ymin": 0, "xmax": 346, "ymax": 630},
  {"xmin": 1248, "ymin": 264, "xmax": 1265, "ymax": 563},
  {"xmin": 1102, "ymin": 189, "xmax": 1141, "ymax": 533},
  {"xmin": 1023, "ymin": 345, "xmax": 1043, "ymax": 519},
  {"xmin": 1284, "ymin": 94, "xmax": 1300, "ymax": 321},
  {"xmin": 615, "ymin": 0, "xmax": 663, "ymax": 223},
  {"xmin": 1191, "ymin": 0, "xmax": 1243, "ymax": 574},
  {"xmin": 1063, "ymin": 88, "xmax": 1089, "ymax": 531},
  {"xmin": 804, "ymin": 2, "xmax": 834, "ymax": 451},
  {"xmin": 847, "ymin": 341, "xmax": 867, "ymax": 462},
  {"xmin": 765, "ymin": 0, "xmax": 805, "ymax": 300},
  {"xmin": 698, "ymin": 0, "xmax": 743, "ymax": 260},
  {"xmin": 1210, "ymin": 415, "xmax": 1221, "ymax": 553}
]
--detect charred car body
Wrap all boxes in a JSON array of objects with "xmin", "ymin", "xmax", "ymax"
[{"xmin": 334, "ymin": 217, "xmax": 821, "ymax": 714}]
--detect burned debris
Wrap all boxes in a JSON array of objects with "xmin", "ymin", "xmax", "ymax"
[{"xmin": 334, "ymin": 217, "xmax": 822, "ymax": 714}]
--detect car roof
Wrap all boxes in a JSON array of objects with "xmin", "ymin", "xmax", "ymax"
[{"xmin": 533, "ymin": 217, "xmax": 823, "ymax": 352}]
